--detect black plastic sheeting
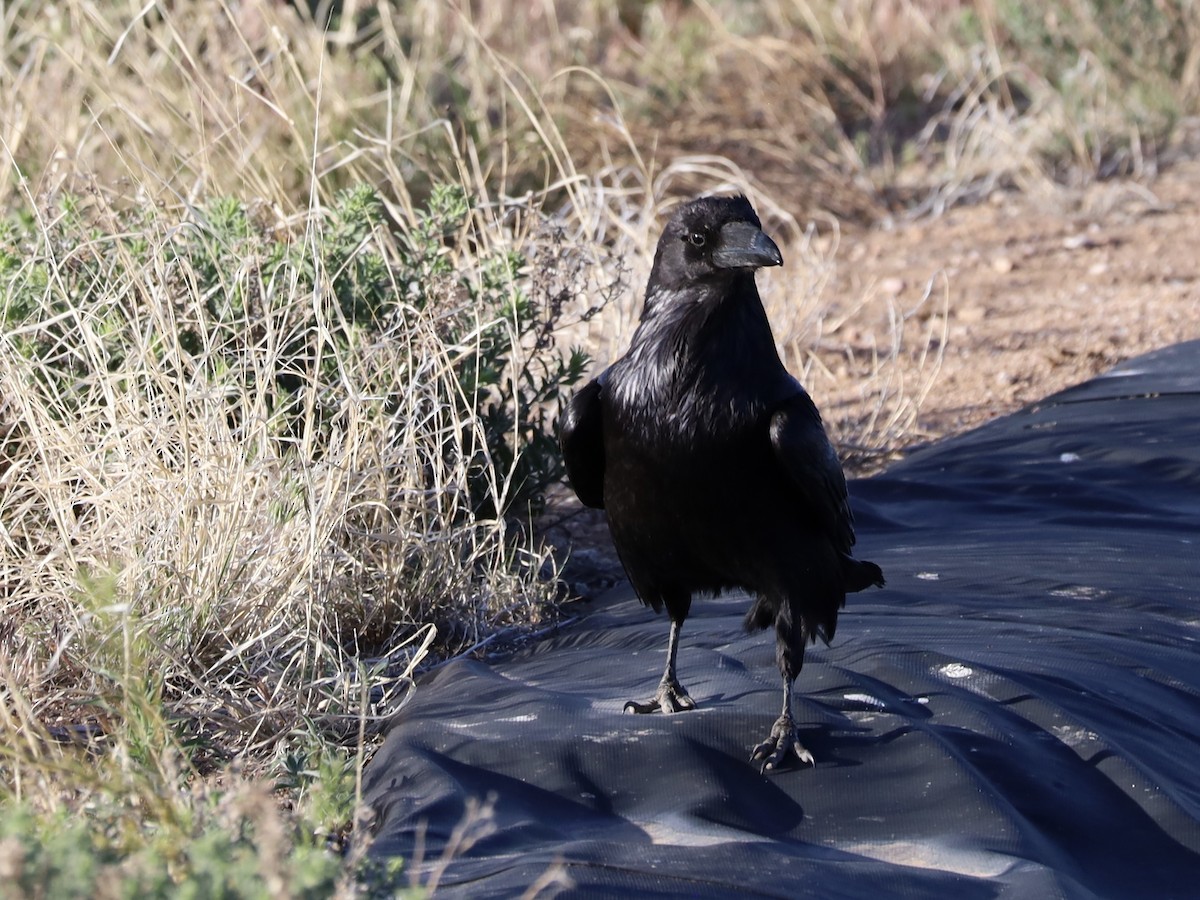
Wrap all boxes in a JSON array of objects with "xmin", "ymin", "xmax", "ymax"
[{"xmin": 364, "ymin": 341, "xmax": 1200, "ymax": 898}]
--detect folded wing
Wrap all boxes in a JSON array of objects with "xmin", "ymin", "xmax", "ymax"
[
  {"xmin": 769, "ymin": 389, "xmax": 855, "ymax": 554},
  {"xmin": 559, "ymin": 375, "xmax": 606, "ymax": 510}
]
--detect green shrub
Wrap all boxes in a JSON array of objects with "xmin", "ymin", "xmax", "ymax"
[
  {"xmin": 0, "ymin": 780, "xmax": 399, "ymax": 899},
  {"xmin": 1, "ymin": 182, "xmax": 591, "ymax": 521}
]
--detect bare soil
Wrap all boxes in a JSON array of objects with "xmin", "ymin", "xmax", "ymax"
[
  {"xmin": 544, "ymin": 160, "xmax": 1200, "ymax": 594},
  {"xmin": 819, "ymin": 158, "xmax": 1200, "ymax": 440}
]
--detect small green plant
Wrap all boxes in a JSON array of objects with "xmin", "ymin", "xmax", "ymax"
[
  {"xmin": 0, "ymin": 772, "xmax": 393, "ymax": 899},
  {"xmin": 0, "ymin": 570, "xmax": 413, "ymax": 899}
]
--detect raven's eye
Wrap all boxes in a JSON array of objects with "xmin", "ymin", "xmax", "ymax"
[{"xmin": 686, "ymin": 231, "xmax": 706, "ymax": 247}]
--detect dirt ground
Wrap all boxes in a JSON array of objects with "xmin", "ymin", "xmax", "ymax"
[
  {"xmin": 821, "ymin": 157, "xmax": 1200, "ymax": 439},
  {"xmin": 544, "ymin": 160, "xmax": 1200, "ymax": 594}
]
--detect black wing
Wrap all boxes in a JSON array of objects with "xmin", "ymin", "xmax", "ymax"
[
  {"xmin": 559, "ymin": 375, "xmax": 606, "ymax": 509},
  {"xmin": 769, "ymin": 390, "xmax": 855, "ymax": 553}
]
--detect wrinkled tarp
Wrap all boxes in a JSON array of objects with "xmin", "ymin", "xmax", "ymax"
[{"xmin": 364, "ymin": 341, "xmax": 1200, "ymax": 898}]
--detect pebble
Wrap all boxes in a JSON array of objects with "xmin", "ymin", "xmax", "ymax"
[{"xmin": 1063, "ymin": 233, "xmax": 1098, "ymax": 250}]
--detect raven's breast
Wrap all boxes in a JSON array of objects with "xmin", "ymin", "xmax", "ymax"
[{"xmin": 602, "ymin": 416, "xmax": 804, "ymax": 595}]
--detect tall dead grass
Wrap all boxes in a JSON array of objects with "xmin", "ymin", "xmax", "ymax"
[
  {"xmin": 0, "ymin": 4, "xmax": 636, "ymax": 887},
  {"xmin": 0, "ymin": 0, "xmax": 619, "ymax": 753}
]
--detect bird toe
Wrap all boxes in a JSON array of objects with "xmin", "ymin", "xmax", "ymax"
[
  {"xmin": 623, "ymin": 698, "xmax": 661, "ymax": 714},
  {"xmin": 624, "ymin": 679, "xmax": 696, "ymax": 715},
  {"xmin": 661, "ymin": 685, "xmax": 696, "ymax": 713},
  {"xmin": 750, "ymin": 715, "xmax": 814, "ymax": 772}
]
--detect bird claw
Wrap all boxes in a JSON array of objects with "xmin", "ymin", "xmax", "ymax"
[
  {"xmin": 750, "ymin": 715, "xmax": 815, "ymax": 773},
  {"xmin": 624, "ymin": 678, "xmax": 697, "ymax": 714}
]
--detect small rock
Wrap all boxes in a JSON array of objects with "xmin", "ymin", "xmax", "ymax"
[
  {"xmin": 878, "ymin": 276, "xmax": 906, "ymax": 296},
  {"xmin": 1063, "ymin": 233, "xmax": 1098, "ymax": 251},
  {"xmin": 991, "ymin": 256, "xmax": 1014, "ymax": 274}
]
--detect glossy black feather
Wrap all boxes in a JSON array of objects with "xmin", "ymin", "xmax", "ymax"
[
  {"xmin": 560, "ymin": 376, "xmax": 606, "ymax": 509},
  {"xmin": 768, "ymin": 389, "xmax": 855, "ymax": 554}
]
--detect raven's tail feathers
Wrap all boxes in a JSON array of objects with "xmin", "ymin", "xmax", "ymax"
[{"xmin": 843, "ymin": 556, "xmax": 885, "ymax": 593}]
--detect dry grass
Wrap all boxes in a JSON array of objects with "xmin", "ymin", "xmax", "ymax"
[
  {"xmin": 0, "ymin": 2, "xmax": 621, "ymax": 892},
  {"xmin": 2, "ymin": 0, "xmax": 1199, "ymax": 894}
]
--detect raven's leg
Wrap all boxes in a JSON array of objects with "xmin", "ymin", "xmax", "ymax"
[
  {"xmin": 750, "ymin": 677, "xmax": 815, "ymax": 772},
  {"xmin": 750, "ymin": 614, "xmax": 815, "ymax": 772},
  {"xmin": 624, "ymin": 616, "xmax": 697, "ymax": 714}
]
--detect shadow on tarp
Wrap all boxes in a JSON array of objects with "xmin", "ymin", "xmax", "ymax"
[{"xmin": 364, "ymin": 341, "xmax": 1200, "ymax": 899}]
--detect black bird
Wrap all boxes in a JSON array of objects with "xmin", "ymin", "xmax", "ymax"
[{"xmin": 559, "ymin": 195, "xmax": 884, "ymax": 772}]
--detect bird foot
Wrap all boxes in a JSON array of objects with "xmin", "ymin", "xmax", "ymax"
[
  {"xmin": 624, "ymin": 678, "xmax": 697, "ymax": 714},
  {"xmin": 750, "ymin": 714, "xmax": 815, "ymax": 773}
]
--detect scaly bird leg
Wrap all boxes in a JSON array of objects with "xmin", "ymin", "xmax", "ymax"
[
  {"xmin": 624, "ymin": 618, "xmax": 696, "ymax": 714},
  {"xmin": 750, "ymin": 677, "xmax": 815, "ymax": 773}
]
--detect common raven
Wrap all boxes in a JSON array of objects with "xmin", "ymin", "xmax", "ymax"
[{"xmin": 560, "ymin": 195, "xmax": 884, "ymax": 772}]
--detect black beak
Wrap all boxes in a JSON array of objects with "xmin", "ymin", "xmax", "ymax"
[{"xmin": 711, "ymin": 221, "xmax": 783, "ymax": 270}]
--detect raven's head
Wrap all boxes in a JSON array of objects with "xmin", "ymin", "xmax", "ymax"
[{"xmin": 649, "ymin": 195, "xmax": 783, "ymax": 292}]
